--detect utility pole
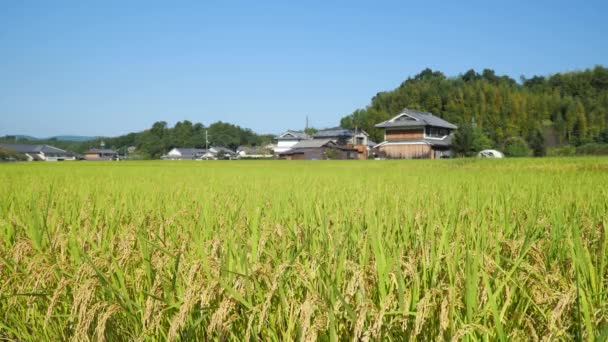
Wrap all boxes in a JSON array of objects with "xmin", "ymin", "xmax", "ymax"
[
  {"xmin": 305, "ymin": 116, "xmax": 309, "ymax": 132},
  {"xmin": 205, "ymin": 130, "xmax": 209, "ymax": 150}
]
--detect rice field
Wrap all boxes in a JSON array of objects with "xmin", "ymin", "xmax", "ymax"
[{"xmin": 1, "ymin": 158, "xmax": 607, "ymax": 341}]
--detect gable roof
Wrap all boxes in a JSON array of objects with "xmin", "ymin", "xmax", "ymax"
[
  {"xmin": 237, "ymin": 146, "xmax": 271, "ymax": 154},
  {"xmin": 276, "ymin": 130, "xmax": 311, "ymax": 140},
  {"xmin": 210, "ymin": 146, "xmax": 235, "ymax": 154},
  {"xmin": 313, "ymin": 127, "xmax": 354, "ymax": 138},
  {"xmin": 290, "ymin": 138, "xmax": 335, "ymax": 149},
  {"xmin": 167, "ymin": 148, "xmax": 207, "ymax": 159},
  {"xmin": 85, "ymin": 148, "xmax": 117, "ymax": 154},
  {"xmin": 0, "ymin": 143, "xmax": 69, "ymax": 155},
  {"xmin": 173, "ymin": 148, "xmax": 206, "ymax": 155},
  {"xmin": 312, "ymin": 127, "xmax": 369, "ymax": 139},
  {"xmin": 375, "ymin": 108, "xmax": 457, "ymax": 129}
]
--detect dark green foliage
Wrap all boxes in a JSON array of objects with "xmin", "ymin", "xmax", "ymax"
[
  {"xmin": 548, "ymin": 143, "xmax": 608, "ymax": 156},
  {"xmin": 526, "ymin": 128, "xmax": 547, "ymax": 157},
  {"xmin": 547, "ymin": 145, "xmax": 576, "ymax": 156},
  {"xmin": 574, "ymin": 143, "xmax": 608, "ymax": 155},
  {"xmin": 0, "ymin": 147, "xmax": 27, "ymax": 161},
  {"xmin": 340, "ymin": 66, "xmax": 608, "ymax": 148},
  {"xmin": 1, "ymin": 120, "xmax": 268, "ymax": 159},
  {"xmin": 304, "ymin": 127, "xmax": 318, "ymax": 136},
  {"xmin": 503, "ymin": 137, "xmax": 531, "ymax": 157},
  {"xmin": 452, "ymin": 122, "xmax": 493, "ymax": 156}
]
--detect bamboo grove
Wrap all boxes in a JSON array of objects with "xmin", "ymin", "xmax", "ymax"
[{"xmin": 341, "ymin": 66, "xmax": 608, "ymax": 150}]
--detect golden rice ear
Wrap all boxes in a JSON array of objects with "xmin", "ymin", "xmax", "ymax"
[{"xmin": 1, "ymin": 159, "xmax": 606, "ymax": 340}]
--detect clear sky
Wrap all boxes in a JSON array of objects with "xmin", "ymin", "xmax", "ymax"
[{"xmin": 1, "ymin": 0, "xmax": 606, "ymax": 137}]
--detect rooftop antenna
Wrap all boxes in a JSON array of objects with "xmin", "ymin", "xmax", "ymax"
[{"xmin": 305, "ymin": 116, "xmax": 309, "ymax": 131}]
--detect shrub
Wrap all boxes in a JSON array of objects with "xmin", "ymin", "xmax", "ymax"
[
  {"xmin": 0, "ymin": 147, "xmax": 27, "ymax": 161},
  {"xmin": 575, "ymin": 143, "xmax": 608, "ymax": 155},
  {"xmin": 547, "ymin": 145, "xmax": 576, "ymax": 156},
  {"xmin": 503, "ymin": 137, "xmax": 531, "ymax": 157},
  {"xmin": 452, "ymin": 123, "xmax": 493, "ymax": 157}
]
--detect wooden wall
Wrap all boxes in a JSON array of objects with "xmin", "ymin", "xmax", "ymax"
[
  {"xmin": 379, "ymin": 144, "xmax": 432, "ymax": 159},
  {"xmin": 346, "ymin": 144, "xmax": 369, "ymax": 159},
  {"xmin": 385, "ymin": 128, "xmax": 424, "ymax": 140}
]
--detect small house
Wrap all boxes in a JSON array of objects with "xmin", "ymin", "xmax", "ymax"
[
  {"xmin": 161, "ymin": 148, "xmax": 206, "ymax": 160},
  {"xmin": 209, "ymin": 146, "xmax": 236, "ymax": 159},
  {"xmin": 236, "ymin": 146, "xmax": 274, "ymax": 159},
  {"xmin": 273, "ymin": 130, "xmax": 312, "ymax": 153},
  {"xmin": 374, "ymin": 108, "xmax": 457, "ymax": 159},
  {"xmin": 313, "ymin": 127, "xmax": 370, "ymax": 159},
  {"xmin": 84, "ymin": 148, "xmax": 118, "ymax": 161},
  {"xmin": 277, "ymin": 139, "xmax": 358, "ymax": 160}
]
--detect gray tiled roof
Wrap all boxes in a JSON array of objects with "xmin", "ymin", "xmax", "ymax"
[
  {"xmin": 313, "ymin": 127, "xmax": 354, "ymax": 138},
  {"xmin": 0, "ymin": 143, "xmax": 69, "ymax": 155},
  {"xmin": 174, "ymin": 148, "xmax": 206, "ymax": 155},
  {"xmin": 290, "ymin": 139, "xmax": 335, "ymax": 149},
  {"xmin": 375, "ymin": 108, "xmax": 457, "ymax": 129},
  {"xmin": 85, "ymin": 148, "xmax": 117, "ymax": 154},
  {"xmin": 237, "ymin": 146, "xmax": 271, "ymax": 154},
  {"xmin": 276, "ymin": 130, "xmax": 311, "ymax": 140},
  {"xmin": 164, "ymin": 148, "xmax": 206, "ymax": 159},
  {"xmin": 210, "ymin": 146, "xmax": 235, "ymax": 154}
]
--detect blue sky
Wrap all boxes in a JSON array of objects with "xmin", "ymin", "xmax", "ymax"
[{"xmin": 1, "ymin": 0, "xmax": 606, "ymax": 137}]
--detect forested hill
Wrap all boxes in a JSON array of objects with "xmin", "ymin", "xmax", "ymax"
[{"xmin": 340, "ymin": 66, "xmax": 608, "ymax": 149}]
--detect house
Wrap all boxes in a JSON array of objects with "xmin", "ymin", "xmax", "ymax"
[
  {"xmin": 84, "ymin": 148, "xmax": 119, "ymax": 161},
  {"xmin": 374, "ymin": 108, "xmax": 457, "ymax": 159},
  {"xmin": 313, "ymin": 127, "xmax": 368, "ymax": 145},
  {"xmin": 236, "ymin": 146, "xmax": 274, "ymax": 159},
  {"xmin": 273, "ymin": 130, "xmax": 312, "ymax": 153},
  {"xmin": 313, "ymin": 127, "xmax": 370, "ymax": 159},
  {"xmin": 161, "ymin": 148, "xmax": 206, "ymax": 160},
  {"xmin": 209, "ymin": 146, "xmax": 236, "ymax": 159},
  {"xmin": 277, "ymin": 139, "xmax": 358, "ymax": 160},
  {"xmin": 160, "ymin": 147, "xmax": 235, "ymax": 160},
  {"xmin": 0, "ymin": 143, "xmax": 76, "ymax": 161}
]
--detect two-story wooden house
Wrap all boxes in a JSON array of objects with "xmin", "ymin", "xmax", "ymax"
[{"xmin": 374, "ymin": 108, "xmax": 457, "ymax": 159}]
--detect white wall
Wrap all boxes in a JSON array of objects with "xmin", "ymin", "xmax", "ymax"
[
  {"xmin": 274, "ymin": 140, "xmax": 299, "ymax": 153},
  {"xmin": 167, "ymin": 148, "xmax": 182, "ymax": 157}
]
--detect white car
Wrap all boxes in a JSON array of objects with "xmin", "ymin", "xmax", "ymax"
[{"xmin": 477, "ymin": 149, "xmax": 504, "ymax": 158}]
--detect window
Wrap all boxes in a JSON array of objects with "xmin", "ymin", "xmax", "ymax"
[{"xmin": 425, "ymin": 127, "xmax": 448, "ymax": 138}]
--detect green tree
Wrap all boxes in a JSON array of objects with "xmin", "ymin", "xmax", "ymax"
[
  {"xmin": 526, "ymin": 128, "xmax": 546, "ymax": 157},
  {"xmin": 452, "ymin": 123, "xmax": 493, "ymax": 157},
  {"xmin": 340, "ymin": 66, "xmax": 608, "ymax": 151},
  {"xmin": 503, "ymin": 137, "xmax": 531, "ymax": 157}
]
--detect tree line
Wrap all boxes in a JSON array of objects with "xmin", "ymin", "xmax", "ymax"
[
  {"xmin": 340, "ymin": 66, "xmax": 608, "ymax": 156},
  {"xmin": 3, "ymin": 66, "xmax": 608, "ymax": 158},
  {"xmin": 1, "ymin": 121, "xmax": 274, "ymax": 159}
]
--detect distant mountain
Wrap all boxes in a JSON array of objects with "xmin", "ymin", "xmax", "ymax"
[
  {"xmin": 50, "ymin": 135, "xmax": 100, "ymax": 142},
  {"xmin": 9, "ymin": 135, "xmax": 39, "ymax": 140},
  {"xmin": 4, "ymin": 135, "xmax": 100, "ymax": 142}
]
